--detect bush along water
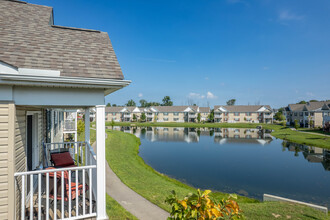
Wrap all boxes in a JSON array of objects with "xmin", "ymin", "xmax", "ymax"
[{"xmin": 165, "ymin": 189, "xmax": 244, "ymax": 220}]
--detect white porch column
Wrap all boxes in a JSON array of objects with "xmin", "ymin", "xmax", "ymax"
[
  {"xmin": 85, "ymin": 108, "xmax": 90, "ymax": 144},
  {"xmin": 96, "ymin": 105, "xmax": 108, "ymax": 219}
]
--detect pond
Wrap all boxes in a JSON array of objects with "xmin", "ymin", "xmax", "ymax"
[{"xmin": 110, "ymin": 126, "xmax": 330, "ymax": 208}]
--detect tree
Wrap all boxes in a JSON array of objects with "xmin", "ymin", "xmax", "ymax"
[
  {"xmin": 139, "ymin": 99, "xmax": 148, "ymax": 107},
  {"xmin": 226, "ymin": 99, "xmax": 236, "ymax": 106},
  {"xmin": 294, "ymin": 119, "xmax": 299, "ymax": 129},
  {"xmin": 309, "ymin": 100, "xmax": 318, "ymax": 102},
  {"xmin": 112, "ymin": 104, "xmax": 117, "ymax": 107},
  {"xmin": 140, "ymin": 112, "xmax": 146, "ymax": 122},
  {"xmin": 126, "ymin": 99, "xmax": 136, "ymax": 106},
  {"xmin": 162, "ymin": 96, "xmax": 173, "ymax": 106},
  {"xmin": 133, "ymin": 114, "xmax": 137, "ymax": 122},
  {"xmin": 208, "ymin": 109, "xmax": 214, "ymax": 122},
  {"xmin": 274, "ymin": 112, "xmax": 286, "ymax": 121},
  {"xmin": 77, "ymin": 120, "xmax": 85, "ymax": 135},
  {"xmin": 297, "ymin": 101, "xmax": 307, "ymax": 104},
  {"xmin": 106, "ymin": 103, "xmax": 111, "ymax": 107},
  {"xmin": 197, "ymin": 113, "xmax": 201, "ymax": 123}
]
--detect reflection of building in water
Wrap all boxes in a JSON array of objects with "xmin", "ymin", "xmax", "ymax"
[
  {"xmin": 283, "ymin": 141, "xmax": 330, "ymax": 171},
  {"xmin": 213, "ymin": 128, "xmax": 273, "ymax": 145}
]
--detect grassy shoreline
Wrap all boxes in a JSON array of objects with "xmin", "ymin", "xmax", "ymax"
[
  {"xmin": 107, "ymin": 122, "xmax": 330, "ymax": 149},
  {"xmin": 105, "ymin": 129, "xmax": 328, "ymax": 219}
]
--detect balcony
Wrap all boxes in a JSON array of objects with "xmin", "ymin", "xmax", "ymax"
[
  {"xmin": 188, "ymin": 114, "xmax": 196, "ymax": 118},
  {"xmin": 263, "ymin": 114, "xmax": 273, "ymax": 119},
  {"xmin": 123, "ymin": 114, "xmax": 131, "ymax": 118},
  {"xmin": 14, "ymin": 141, "xmax": 97, "ymax": 220},
  {"xmin": 146, "ymin": 114, "xmax": 153, "ymax": 118},
  {"xmin": 214, "ymin": 114, "xmax": 222, "ymax": 118}
]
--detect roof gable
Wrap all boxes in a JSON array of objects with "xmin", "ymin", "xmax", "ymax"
[{"xmin": 0, "ymin": 0, "xmax": 124, "ymax": 80}]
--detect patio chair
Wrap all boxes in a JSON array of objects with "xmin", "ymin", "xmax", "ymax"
[{"xmin": 50, "ymin": 151, "xmax": 77, "ymax": 168}]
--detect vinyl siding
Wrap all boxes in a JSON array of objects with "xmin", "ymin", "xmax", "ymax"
[{"xmin": 0, "ymin": 104, "xmax": 9, "ymax": 219}]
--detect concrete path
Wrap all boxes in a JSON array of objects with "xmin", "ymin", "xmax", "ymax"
[{"xmin": 92, "ymin": 139, "xmax": 169, "ymax": 220}]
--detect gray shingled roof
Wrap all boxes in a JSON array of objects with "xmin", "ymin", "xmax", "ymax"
[
  {"xmin": 152, "ymin": 106, "xmax": 197, "ymax": 112},
  {"xmin": 288, "ymin": 104, "xmax": 306, "ymax": 111},
  {"xmin": 288, "ymin": 101, "xmax": 330, "ymax": 112},
  {"xmin": 199, "ymin": 107, "xmax": 210, "ymax": 113},
  {"xmin": 105, "ymin": 107, "xmax": 124, "ymax": 113},
  {"xmin": 0, "ymin": 0, "xmax": 124, "ymax": 79},
  {"xmin": 214, "ymin": 105, "xmax": 272, "ymax": 112}
]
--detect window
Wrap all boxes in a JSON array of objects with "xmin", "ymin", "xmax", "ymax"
[
  {"xmin": 164, "ymin": 118, "xmax": 169, "ymax": 121},
  {"xmin": 246, "ymin": 112, "xmax": 251, "ymax": 116},
  {"xmin": 294, "ymin": 112, "xmax": 298, "ymax": 116},
  {"xmin": 299, "ymin": 112, "xmax": 303, "ymax": 116},
  {"xmin": 234, "ymin": 112, "xmax": 240, "ymax": 116},
  {"xmin": 174, "ymin": 112, "xmax": 179, "ymax": 116},
  {"xmin": 305, "ymin": 112, "xmax": 308, "ymax": 116},
  {"xmin": 112, "ymin": 113, "xmax": 116, "ymax": 116},
  {"xmin": 163, "ymin": 113, "xmax": 169, "ymax": 116},
  {"xmin": 234, "ymin": 118, "xmax": 240, "ymax": 121},
  {"xmin": 174, "ymin": 118, "xmax": 179, "ymax": 121},
  {"xmin": 310, "ymin": 112, "xmax": 314, "ymax": 116}
]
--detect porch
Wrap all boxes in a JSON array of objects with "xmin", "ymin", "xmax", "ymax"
[{"xmin": 13, "ymin": 106, "xmax": 107, "ymax": 220}]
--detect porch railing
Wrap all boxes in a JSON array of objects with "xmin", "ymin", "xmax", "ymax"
[{"xmin": 14, "ymin": 141, "xmax": 97, "ymax": 220}]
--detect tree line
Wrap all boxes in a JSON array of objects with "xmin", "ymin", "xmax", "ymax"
[{"xmin": 106, "ymin": 96, "xmax": 173, "ymax": 107}]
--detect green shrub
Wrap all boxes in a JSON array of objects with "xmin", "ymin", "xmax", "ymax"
[
  {"xmin": 165, "ymin": 189, "xmax": 243, "ymax": 220},
  {"xmin": 294, "ymin": 120, "xmax": 299, "ymax": 129}
]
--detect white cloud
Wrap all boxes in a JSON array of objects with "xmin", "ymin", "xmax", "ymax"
[
  {"xmin": 207, "ymin": 91, "xmax": 217, "ymax": 99},
  {"xmin": 278, "ymin": 10, "xmax": 304, "ymax": 21},
  {"xmin": 188, "ymin": 93, "xmax": 205, "ymax": 99},
  {"xmin": 205, "ymin": 77, "xmax": 209, "ymax": 80},
  {"xmin": 138, "ymin": 93, "xmax": 143, "ymax": 98}
]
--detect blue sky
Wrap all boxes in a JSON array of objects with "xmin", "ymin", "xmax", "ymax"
[{"xmin": 29, "ymin": 0, "xmax": 330, "ymax": 108}]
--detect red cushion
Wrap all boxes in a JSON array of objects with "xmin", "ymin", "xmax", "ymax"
[{"xmin": 51, "ymin": 152, "xmax": 75, "ymax": 167}]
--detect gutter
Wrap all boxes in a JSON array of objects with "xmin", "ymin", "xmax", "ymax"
[{"xmin": 0, "ymin": 73, "xmax": 131, "ymax": 95}]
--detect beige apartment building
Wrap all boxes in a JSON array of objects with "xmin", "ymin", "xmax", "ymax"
[
  {"xmin": 285, "ymin": 101, "xmax": 330, "ymax": 127},
  {"xmin": 214, "ymin": 105, "xmax": 273, "ymax": 123},
  {"xmin": 105, "ymin": 106, "xmax": 144, "ymax": 122},
  {"xmin": 321, "ymin": 103, "xmax": 330, "ymax": 130},
  {"xmin": 105, "ymin": 106, "xmax": 210, "ymax": 123}
]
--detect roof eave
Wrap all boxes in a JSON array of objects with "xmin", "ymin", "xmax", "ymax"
[{"xmin": 0, "ymin": 73, "xmax": 131, "ymax": 96}]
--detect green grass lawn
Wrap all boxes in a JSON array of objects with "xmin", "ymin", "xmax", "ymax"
[
  {"xmin": 298, "ymin": 128, "xmax": 330, "ymax": 136},
  {"xmin": 108, "ymin": 122, "xmax": 330, "ymax": 149},
  {"xmin": 106, "ymin": 194, "xmax": 138, "ymax": 220},
  {"xmin": 105, "ymin": 129, "xmax": 328, "ymax": 219}
]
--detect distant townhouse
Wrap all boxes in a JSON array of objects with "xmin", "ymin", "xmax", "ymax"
[
  {"xmin": 285, "ymin": 101, "xmax": 330, "ymax": 127},
  {"xmin": 321, "ymin": 102, "xmax": 330, "ymax": 129},
  {"xmin": 105, "ymin": 106, "xmax": 144, "ymax": 122},
  {"xmin": 199, "ymin": 107, "xmax": 211, "ymax": 121},
  {"xmin": 213, "ymin": 105, "xmax": 273, "ymax": 123},
  {"xmin": 105, "ymin": 106, "xmax": 211, "ymax": 122},
  {"xmin": 150, "ymin": 106, "xmax": 198, "ymax": 122}
]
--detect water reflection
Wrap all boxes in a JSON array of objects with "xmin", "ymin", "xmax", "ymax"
[
  {"xmin": 282, "ymin": 141, "xmax": 330, "ymax": 171},
  {"xmin": 108, "ymin": 126, "xmax": 273, "ymax": 145}
]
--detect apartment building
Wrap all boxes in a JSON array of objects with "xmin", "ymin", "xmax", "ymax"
[
  {"xmin": 105, "ymin": 106, "xmax": 211, "ymax": 122},
  {"xmin": 105, "ymin": 106, "xmax": 144, "ymax": 122},
  {"xmin": 199, "ymin": 107, "xmax": 211, "ymax": 121},
  {"xmin": 321, "ymin": 102, "xmax": 330, "ymax": 129},
  {"xmin": 285, "ymin": 101, "xmax": 330, "ymax": 127},
  {"xmin": 214, "ymin": 105, "xmax": 273, "ymax": 123}
]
